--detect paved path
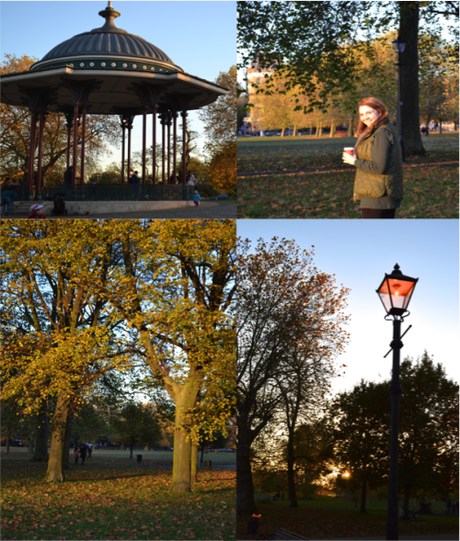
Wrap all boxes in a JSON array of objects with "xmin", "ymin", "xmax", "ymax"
[
  {"xmin": 309, "ymin": 530, "xmax": 460, "ymax": 541},
  {"xmin": 1, "ymin": 202, "xmax": 236, "ymax": 220}
]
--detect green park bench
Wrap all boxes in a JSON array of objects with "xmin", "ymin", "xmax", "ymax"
[{"xmin": 271, "ymin": 528, "xmax": 308, "ymax": 541}]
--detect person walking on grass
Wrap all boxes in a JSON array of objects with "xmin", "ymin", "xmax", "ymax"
[
  {"xmin": 342, "ymin": 97, "xmax": 403, "ymax": 219},
  {"xmin": 80, "ymin": 444, "xmax": 87, "ymax": 466},
  {"xmin": 74, "ymin": 446, "xmax": 79, "ymax": 465}
]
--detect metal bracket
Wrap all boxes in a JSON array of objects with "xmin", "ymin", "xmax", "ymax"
[{"xmin": 383, "ymin": 325, "xmax": 412, "ymax": 358}]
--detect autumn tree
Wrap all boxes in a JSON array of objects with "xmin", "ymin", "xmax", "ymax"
[
  {"xmin": 1, "ymin": 220, "xmax": 236, "ymax": 492},
  {"xmin": 329, "ymin": 380, "xmax": 390, "ymax": 514},
  {"xmin": 110, "ymin": 401, "xmax": 162, "ymax": 458},
  {"xmin": 418, "ymin": 34, "xmax": 459, "ymax": 128},
  {"xmin": 237, "ymin": 237, "xmax": 350, "ymax": 515},
  {"xmin": 99, "ymin": 220, "xmax": 236, "ymax": 493},
  {"xmin": 276, "ymin": 337, "xmax": 348, "ymax": 508},
  {"xmin": 328, "ymin": 352, "xmax": 458, "ymax": 517},
  {"xmin": 0, "ymin": 54, "xmax": 121, "ymax": 184},
  {"xmin": 1, "ymin": 222, "xmax": 135, "ymax": 482},
  {"xmin": 238, "ymin": 1, "xmax": 459, "ymax": 156},
  {"xmin": 397, "ymin": 352, "xmax": 459, "ymax": 517},
  {"xmin": 199, "ymin": 66, "xmax": 237, "ymax": 193},
  {"xmin": 208, "ymin": 142, "xmax": 236, "ymax": 195}
]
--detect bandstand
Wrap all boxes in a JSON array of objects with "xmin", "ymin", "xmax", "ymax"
[{"xmin": 0, "ymin": 1, "xmax": 228, "ymax": 202}]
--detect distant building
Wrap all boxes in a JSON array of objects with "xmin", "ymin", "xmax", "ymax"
[{"xmin": 243, "ymin": 57, "xmax": 276, "ymax": 135}]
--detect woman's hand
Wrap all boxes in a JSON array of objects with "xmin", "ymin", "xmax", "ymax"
[{"xmin": 342, "ymin": 151, "xmax": 357, "ymax": 166}]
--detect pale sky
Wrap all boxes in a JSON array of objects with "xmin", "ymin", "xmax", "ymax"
[
  {"xmin": 1, "ymin": 0, "xmax": 237, "ymax": 168},
  {"xmin": 237, "ymin": 219, "xmax": 460, "ymax": 396}
]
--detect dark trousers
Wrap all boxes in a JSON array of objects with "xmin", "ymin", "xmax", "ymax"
[{"xmin": 361, "ymin": 208, "xmax": 396, "ymax": 219}]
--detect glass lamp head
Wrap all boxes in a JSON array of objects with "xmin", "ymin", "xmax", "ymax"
[
  {"xmin": 392, "ymin": 37, "xmax": 407, "ymax": 53},
  {"xmin": 377, "ymin": 264, "xmax": 418, "ymax": 317}
]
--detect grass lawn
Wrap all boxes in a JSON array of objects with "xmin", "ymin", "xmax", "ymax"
[
  {"xmin": 1, "ymin": 450, "xmax": 236, "ymax": 540},
  {"xmin": 236, "ymin": 496, "xmax": 459, "ymax": 540},
  {"xmin": 237, "ymin": 133, "xmax": 459, "ymax": 219}
]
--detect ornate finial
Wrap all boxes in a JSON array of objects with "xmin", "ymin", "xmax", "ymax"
[{"xmin": 98, "ymin": 1, "xmax": 121, "ymax": 30}]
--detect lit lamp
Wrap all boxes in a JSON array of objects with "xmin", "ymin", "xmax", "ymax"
[
  {"xmin": 377, "ymin": 263, "xmax": 417, "ymax": 318},
  {"xmin": 391, "ymin": 37, "xmax": 407, "ymax": 162},
  {"xmin": 376, "ymin": 263, "xmax": 418, "ymax": 541}
]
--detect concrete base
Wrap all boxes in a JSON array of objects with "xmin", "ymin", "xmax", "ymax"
[{"xmin": 38, "ymin": 200, "xmax": 194, "ymax": 216}]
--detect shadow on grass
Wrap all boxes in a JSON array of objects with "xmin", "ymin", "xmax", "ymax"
[
  {"xmin": 236, "ymin": 499, "xmax": 459, "ymax": 540},
  {"xmin": 2, "ymin": 462, "xmax": 236, "ymax": 540}
]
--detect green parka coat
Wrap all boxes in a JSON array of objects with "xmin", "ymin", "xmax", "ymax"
[{"xmin": 353, "ymin": 122, "xmax": 404, "ymax": 203}]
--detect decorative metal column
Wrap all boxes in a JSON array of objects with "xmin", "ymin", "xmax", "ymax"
[
  {"xmin": 376, "ymin": 264, "xmax": 418, "ymax": 541},
  {"xmin": 127, "ymin": 117, "xmax": 133, "ymax": 182},
  {"xmin": 60, "ymin": 78, "xmax": 101, "ymax": 185},
  {"xmin": 80, "ymin": 107, "xmax": 88, "ymax": 186},
  {"xmin": 128, "ymin": 82, "xmax": 170, "ymax": 186},
  {"xmin": 65, "ymin": 111, "xmax": 73, "ymax": 171},
  {"xmin": 142, "ymin": 110, "xmax": 147, "ymax": 184},
  {"xmin": 36, "ymin": 112, "xmax": 46, "ymax": 195},
  {"xmin": 167, "ymin": 111, "xmax": 171, "ymax": 183},
  {"xmin": 71, "ymin": 104, "xmax": 79, "ymax": 185},
  {"xmin": 392, "ymin": 37, "xmax": 407, "ymax": 163},
  {"xmin": 119, "ymin": 116, "xmax": 127, "ymax": 185},
  {"xmin": 172, "ymin": 111, "xmax": 178, "ymax": 183},
  {"xmin": 18, "ymin": 85, "xmax": 55, "ymax": 196},
  {"xmin": 152, "ymin": 109, "xmax": 157, "ymax": 184},
  {"xmin": 27, "ymin": 112, "xmax": 37, "ymax": 192},
  {"xmin": 181, "ymin": 110, "xmax": 187, "ymax": 184},
  {"xmin": 160, "ymin": 112, "xmax": 166, "ymax": 184}
]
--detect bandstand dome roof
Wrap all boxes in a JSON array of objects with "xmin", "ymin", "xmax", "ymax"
[
  {"xmin": 31, "ymin": 2, "xmax": 182, "ymax": 73},
  {"xmin": 0, "ymin": 1, "xmax": 228, "ymax": 115}
]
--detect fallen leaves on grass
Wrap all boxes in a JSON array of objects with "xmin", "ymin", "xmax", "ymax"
[
  {"xmin": 1, "ymin": 457, "xmax": 236, "ymax": 540},
  {"xmin": 238, "ymin": 167, "xmax": 458, "ymax": 219}
]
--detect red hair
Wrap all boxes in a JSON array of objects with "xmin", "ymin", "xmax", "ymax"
[{"xmin": 355, "ymin": 97, "xmax": 390, "ymax": 149}]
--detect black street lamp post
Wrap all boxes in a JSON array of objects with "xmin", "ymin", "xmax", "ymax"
[
  {"xmin": 392, "ymin": 37, "xmax": 407, "ymax": 162},
  {"xmin": 376, "ymin": 264, "xmax": 418, "ymax": 541}
]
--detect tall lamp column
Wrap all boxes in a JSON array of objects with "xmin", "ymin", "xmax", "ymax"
[
  {"xmin": 392, "ymin": 37, "xmax": 407, "ymax": 163},
  {"xmin": 376, "ymin": 264, "xmax": 418, "ymax": 541}
]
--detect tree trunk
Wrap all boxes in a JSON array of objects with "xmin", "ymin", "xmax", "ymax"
[
  {"xmin": 171, "ymin": 428, "xmax": 191, "ymax": 492},
  {"xmin": 287, "ymin": 437, "xmax": 298, "ymax": 508},
  {"xmin": 348, "ymin": 114, "xmax": 354, "ymax": 137},
  {"xmin": 33, "ymin": 402, "xmax": 49, "ymax": 462},
  {"xmin": 63, "ymin": 414, "xmax": 72, "ymax": 470},
  {"xmin": 170, "ymin": 383, "xmax": 200, "ymax": 493},
  {"xmin": 130, "ymin": 442, "xmax": 134, "ymax": 459},
  {"xmin": 402, "ymin": 481, "xmax": 411, "ymax": 520},
  {"xmin": 237, "ymin": 419, "xmax": 257, "ymax": 515},
  {"xmin": 191, "ymin": 441, "xmax": 198, "ymax": 482},
  {"xmin": 398, "ymin": 2, "xmax": 426, "ymax": 156},
  {"xmin": 200, "ymin": 444, "xmax": 205, "ymax": 463},
  {"xmin": 45, "ymin": 395, "xmax": 71, "ymax": 482},
  {"xmin": 360, "ymin": 480, "xmax": 367, "ymax": 514},
  {"xmin": 27, "ymin": 436, "xmax": 34, "ymax": 455},
  {"xmin": 5, "ymin": 427, "xmax": 10, "ymax": 455}
]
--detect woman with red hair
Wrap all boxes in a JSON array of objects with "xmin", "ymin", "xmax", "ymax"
[{"xmin": 343, "ymin": 97, "xmax": 403, "ymax": 219}]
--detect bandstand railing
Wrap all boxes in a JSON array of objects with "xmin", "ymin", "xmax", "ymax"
[{"xmin": 16, "ymin": 183, "xmax": 194, "ymax": 202}]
